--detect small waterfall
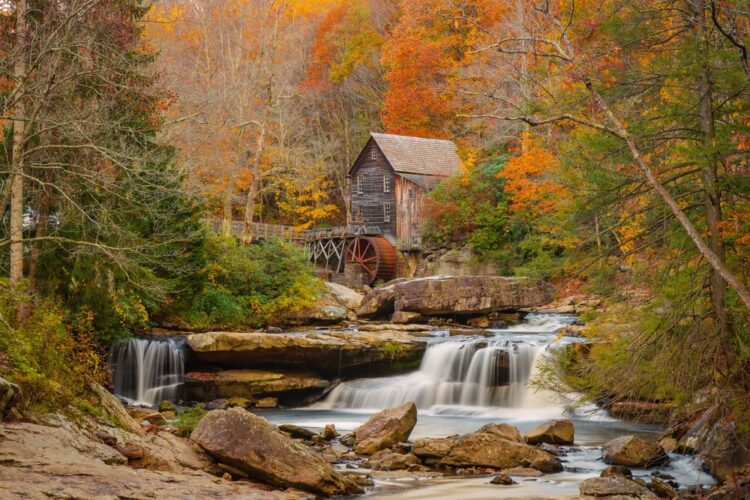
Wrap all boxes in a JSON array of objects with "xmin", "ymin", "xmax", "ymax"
[
  {"xmin": 110, "ymin": 337, "xmax": 185, "ymax": 408},
  {"xmin": 320, "ymin": 313, "xmax": 575, "ymax": 411}
]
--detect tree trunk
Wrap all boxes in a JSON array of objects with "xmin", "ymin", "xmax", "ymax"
[
  {"xmin": 243, "ymin": 124, "xmax": 266, "ymax": 239},
  {"xmin": 221, "ymin": 188, "xmax": 233, "ymax": 236},
  {"xmin": 9, "ymin": 0, "xmax": 29, "ymax": 288},
  {"xmin": 694, "ymin": 2, "xmax": 729, "ymax": 333}
]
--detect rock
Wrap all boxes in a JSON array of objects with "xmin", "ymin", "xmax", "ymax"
[
  {"xmin": 524, "ymin": 419, "xmax": 574, "ymax": 445},
  {"xmin": 279, "ymin": 424, "xmax": 318, "ymax": 441},
  {"xmin": 186, "ymin": 330, "xmax": 425, "ymax": 378},
  {"xmin": 191, "ymin": 407, "xmax": 361, "ymax": 495},
  {"xmin": 115, "ymin": 444, "xmax": 145, "ymax": 461},
  {"xmin": 467, "ymin": 316, "xmax": 490, "ymax": 328},
  {"xmin": 394, "ymin": 276, "xmax": 553, "ymax": 316},
  {"xmin": 161, "ymin": 410, "xmax": 176, "ymax": 419},
  {"xmin": 364, "ymin": 450, "xmax": 420, "ymax": 471},
  {"xmin": 650, "ymin": 477, "xmax": 678, "ymax": 498},
  {"xmin": 205, "ymin": 398, "xmax": 229, "ymax": 410},
  {"xmin": 413, "ymin": 436, "xmax": 460, "ymax": 459},
  {"xmin": 603, "ymin": 436, "xmax": 670, "ymax": 468},
  {"xmin": 539, "ymin": 443, "xmax": 565, "ymax": 456},
  {"xmin": 325, "ymin": 282, "xmax": 364, "ymax": 310},
  {"xmin": 502, "ymin": 466, "xmax": 543, "ymax": 477},
  {"xmin": 416, "ymin": 247, "xmax": 501, "ymax": 277},
  {"xmin": 440, "ymin": 432, "xmax": 562, "ymax": 473},
  {"xmin": 579, "ymin": 476, "xmax": 658, "ymax": 498},
  {"xmin": 357, "ymin": 284, "xmax": 398, "ymax": 318},
  {"xmin": 322, "ymin": 424, "xmax": 338, "ymax": 440},
  {"xmin": 477, "ymin": 423, "xmax": 524, "ymax": 443},
  {"xmin": 601, "ymin": 465, "xmax": 633, "ymax": 478},
  {"xmin": 339, "ymin": 433, "xmax": 355, "ymax": 447},
  {"xmin": 185, "ymin": 369, "xmax": 329, "ymax": 403},
  {"xmin": 159, "ymin": 400, "xmax": 176, "ymax": 412},
  {"xmin": 353, "ymin": 402, "xmax": 417, "ymax": 455},
  {"xmin": 255, "ymin": 397, "xmax": 278, "ymax": 408},
  {"xmin": 144, "ymin": 412, "xmax": 168, "ymax": 426},
  {"xmin": 609, "ymin": 402, "xmax": 676, "ymax": 424},
  {"xmin": 90, "ymin": 383, "xmax": 144, "ymax": 436},
  {"xmin": 391, "ymin": 311, "xmax": 426, "ymax": 324},
  {"xmin": 490, "ymin": 474, "xmax": 516, "ymax": 485},
  {"xmin": 0, "ymin": 415, "xmax": 292, "ymax": 499}
]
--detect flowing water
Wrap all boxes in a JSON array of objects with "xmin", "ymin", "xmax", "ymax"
[
  {"xmin": 110, "ymin": 337, "xmax": 185, "ymax": 408},
  {"xmin": 259, "ymin": 313, "xmax": 716, "ymax": 498}
]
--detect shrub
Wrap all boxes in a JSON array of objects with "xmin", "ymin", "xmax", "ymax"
[
  {"xmin": 173, "ymin": 403, "xmax": 207, "ymax": 437},
  {"xmin": 0, "ymin": 283, "xmax": 107, "ymax": 415},
  {"xmin": 184, "ymin": 237, "xmax": 322, "ymax": 329}
]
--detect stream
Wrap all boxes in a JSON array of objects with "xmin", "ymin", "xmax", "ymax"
[{"xmin": 258, "ymin": 313, "xmax": 716, "ymax": 498}]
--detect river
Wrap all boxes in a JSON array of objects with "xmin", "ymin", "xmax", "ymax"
[{"xmin": 257, "ymin": 313, "xmax": 716, "ymax": 498}]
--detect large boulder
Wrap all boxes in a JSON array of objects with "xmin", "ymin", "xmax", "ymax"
[
  {"xmin": 186, "ymin": 330, "xmax": 425, "ymax": 377},
  {"xmin": 325, "ymin": 282, "xmax": 364, "ymax": 310},
  {"xmin": 363, "ymin": 449, "xmax": 420, "ymax": 471},
  {"xmin": 394, "ymin": 276, "xmax": 553, "ymax": 316},
  {"xmin": 440, "ymin": 432, "xmax": 562, "ymax": 473},
  {"xmin": 353, "ymin": 402, "xmax": 417, "ymax": 455},
  {"xmin": 412, "ymin": 436, "xmax": 460, "ymax": 459},
  {"xmin": 184, "ymin": 368, "xmax": 329, "ymax": 402},
  {"xmin": 525, "ymin": 419, "xmax": 574, "ymax": 445},
  {"xmin": 0, "ymin": 376, "xmax": 20, "ymax": 419},
  {"xmin": 191, "ymin": 407, "xmax": 361, "ymax": 496},
  {"xmin": 357, "ymin": 283, "xmax": 398, "ymax": 318},
  {"xmin": 579, "ymin": 476, "xmax": 657, "ymax": 498},
  {"xmin": 602, "ymin": 435, "xmax": 670, "ymax": 468}
]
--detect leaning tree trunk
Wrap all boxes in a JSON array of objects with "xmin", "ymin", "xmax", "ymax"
[
  {"xmin": 243, "ymin": 123, "xmax": 266, "ymax": 240},
  {"xmin": 9, "ymin": 0, "xmax": 29, "ymax": 288},
  {"xmin": 586, "ymin": 82, "xmax": 750, "ymax": 311}
]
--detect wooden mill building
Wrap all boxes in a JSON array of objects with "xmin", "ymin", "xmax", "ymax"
[
  {"xmin": 305, "ymin": 133, "xmax": 461, "ymax": 286},
  {"xmin": 348, "ymin": 133, "xmax": 462, "ymax": 249}
]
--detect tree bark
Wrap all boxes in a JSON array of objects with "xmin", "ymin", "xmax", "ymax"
[
  {"xmin": 243, "ymin": 123, "xmax": 266, "ymax": 240},
  {"xmin": 9, "ymin": 0, "xmax": 29, "ymax": 288}
]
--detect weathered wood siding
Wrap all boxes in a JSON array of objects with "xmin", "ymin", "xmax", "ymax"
[
  {"xmin": 348, "ymin": 139, "xmax": 397, "ymax": 241},
  {"xmin": 395, "ymin": 177, "xmax": 427, "ymax": 247}
]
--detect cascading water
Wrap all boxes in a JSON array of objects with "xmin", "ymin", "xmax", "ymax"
[
  {"xmin": 110, "ymin": 337, "xmax": 185, "ymax": 408},
  {"xmin": 319, "ymin": 313, "xmax": 577, "ymax": 412}
]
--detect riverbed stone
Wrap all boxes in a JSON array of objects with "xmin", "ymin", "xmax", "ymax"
[
  {"xmin": 278, "ymin": 424, "xmax": 318, "ymax": 441},
  {"xmin": 412, "ymin": 436, "xmax": 460, "ymax": 459},
  {"xmin": 490, "ymin": 474, "xmax": 516, "ymax": 485},
  {"xmin": 90, "ymin": 383, "xmax": 145, "ymax": 436},
  {"xmin": 602, "ymin": 435, "xmax": 670, "ymax": 468},
  {"xmin": 353, "ymin": 402, "xmax": 417, "ymax": 455},
  {"xmin": 363, "ymin": 449, "xmax": 420, "ymax": 471},
  {"xmin": 477, "ymin": 423, "xmax": 525, "ymax": 443},
  {"xmin": 601, "ymin": 465, "xmax": 633, "ymax": 478},
  {"xmin": 357, "ymin": 283, "xmax": 398, "ymax": 318},
  {"xmin": 579, "ymin": 476, "xmax": 658, "ymax": 498},
  {"xmin": 439, "ymin": 432, "xmax": 562, "ymax": 473},
  {"xmin": 524, "ymin": 419, "xmax": 574, "ymax": 445},
  {"xmin": 191, "ymin": 407, "xmax": 361, "ymax": 495},
  {"xmin": 324, "ymin": 282, "xmax": 364, "ymax": 310}
]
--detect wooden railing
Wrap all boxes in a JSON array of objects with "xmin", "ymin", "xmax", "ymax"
[{"xmin": 203, "ymin": 219, "xmax": 300, "ymax": 242}]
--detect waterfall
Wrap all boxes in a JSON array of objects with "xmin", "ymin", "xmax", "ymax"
[
  {"xmin": 110, "ymin": 337, "xmax": 185, "ymax": 408},
  {"xmin": 319, "ymin": 313, "xmax": 575, "ymax": 411}
]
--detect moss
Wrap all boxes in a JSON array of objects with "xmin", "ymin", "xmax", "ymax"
[{"xmin": 173, "ymin": 404, "xmax": 208, "ymax": 437}]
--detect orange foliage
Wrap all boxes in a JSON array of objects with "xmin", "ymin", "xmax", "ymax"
[
  {"xmin": 501, "ymin": 132, "xmax": 568, "ymax": 218},
  {"xmin": 381, "ymin": 0, "xmax": 504, "ymax": 137}
]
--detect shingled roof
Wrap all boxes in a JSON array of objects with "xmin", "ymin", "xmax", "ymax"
[{"xmin": 369, "ymin": 133, "xmax": 462, "ymax": 177}]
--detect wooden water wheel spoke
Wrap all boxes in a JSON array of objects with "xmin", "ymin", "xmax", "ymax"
[{"xmin": 345, "ymin": 236, "xmax": 397, "ymax": 285}]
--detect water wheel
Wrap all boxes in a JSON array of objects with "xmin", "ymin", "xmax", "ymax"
[{"xmin": 345, "ymin": 236, "xmax": 396, "ymax": 285}]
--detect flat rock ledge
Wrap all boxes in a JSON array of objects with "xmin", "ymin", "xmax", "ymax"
[
  {"xmin": 186, "ymin": 330, "xmax": 426, "ymax": 377},
  {"xmin": 185, "ymin": 369, "xmax": 329, "ymax": 402}
]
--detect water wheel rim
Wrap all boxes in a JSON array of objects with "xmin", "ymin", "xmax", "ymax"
[{"xmin": 347, "ymin": 237, "xmax": 379, "ymax": 282}]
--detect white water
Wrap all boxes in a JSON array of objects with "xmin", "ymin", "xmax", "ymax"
[
  {"xmin": 319, "ymin": 313, "xmax": 577, "ymax": 414},
  {"xmin": 110, "ymin": 337, "xmax": 185, "ymax": 408}
]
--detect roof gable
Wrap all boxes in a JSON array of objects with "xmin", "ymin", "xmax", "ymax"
[{"xmin": 349, "ymin": 133, "xmax": 462, "ymax": 177}]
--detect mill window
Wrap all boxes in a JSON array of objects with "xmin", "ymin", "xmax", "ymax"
[
  {"xmin": 383, "ymin": 175, "xmax": 391, "ymax": 193},
  {"xmin": 357, "ymin": 175, "xmax": 364, "ymax": 194},
  {"xmin": 371, "ymin": 148, "xmax": 378, "ymax": 160},
  {"xmin": 383, "ymin": 203, "xmax": 392, "ymax": 222}
]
